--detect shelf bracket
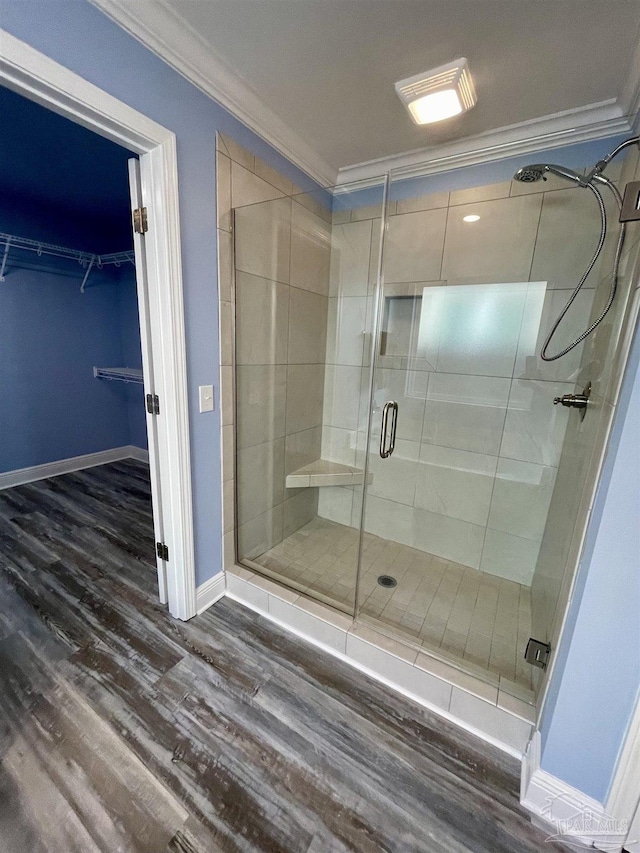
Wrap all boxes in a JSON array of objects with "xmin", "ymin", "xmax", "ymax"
[
  {"xmin": 0, "ymin": 237, "xmax": 11, "ymax": 282},
  {"xmin": 80, "ymin": 255, "xmax": 96, "ymax": 293}
]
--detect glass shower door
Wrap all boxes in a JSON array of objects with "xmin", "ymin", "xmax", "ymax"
[
  {"xmin": 357, "ymin": 151, "xmax": 639, "ymax": 693},
  {"xmin": 357, "ymin": 172, "xmax": 577, "ymax": 691},
  {"xmin": 233, "ymin": 180, "xmax": 384, "ymax": 615},
  {"xmin": 359, "ymin": 273, "xmax": 542, "ymax": 682}
]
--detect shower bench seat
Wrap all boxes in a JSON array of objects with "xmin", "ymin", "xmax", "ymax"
[{"xmin": 285, "ymin": 459, "xmax": 372, "ymax": 489}]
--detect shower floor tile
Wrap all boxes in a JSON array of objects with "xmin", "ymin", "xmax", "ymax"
[{"xmin": 249, "ymin": 516, "xmax": 534, "ymax": 691}]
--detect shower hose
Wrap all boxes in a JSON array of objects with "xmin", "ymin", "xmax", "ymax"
[
  {"xmin": 541, "ymin": 178, "xmax": 626, "ymax": 361},
  {"xmin": 540, "ymin": 135, "xmax": 640, "ymax": 361}
]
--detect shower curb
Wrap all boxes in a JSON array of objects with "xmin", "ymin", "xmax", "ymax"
[{"xmin": 223, "ymin": 565, "xmax": 534, "ymax": 759}]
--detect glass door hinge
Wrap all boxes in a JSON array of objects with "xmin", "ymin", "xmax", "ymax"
[
  {"xmin": 620, "ymin": 181, "xmax": 640, "ymax": 222},
  {"xmin": 525, "ymin": 638, "xmax": 551, "ymax": 669},
  {"xmin": 146, "ymin": 393, "xmax": 160, "ymax": 415},
  {"xmin": 156, "ymin": 542, "xmax": 169, "ymax": 562}
]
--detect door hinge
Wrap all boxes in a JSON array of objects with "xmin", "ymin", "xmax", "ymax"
[
  {"xmin": 146, "ymin": 393, "xmax": 160, "ymax": 415},
  {"xmin": 133, "ymin": 206, "xmax": 148, "ymax": 234},
  {"xmin": 525, "ymin": 638, "xmax": 551, "ymax": 670},
  {"xmin": 156, "ymin": 541, "xmax": 169, "ymax": 562}
]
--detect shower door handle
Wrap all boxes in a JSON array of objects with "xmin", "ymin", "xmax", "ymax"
[{"xmin": 379, "ymin": 401, "xmax": 398, "ymax": 458}]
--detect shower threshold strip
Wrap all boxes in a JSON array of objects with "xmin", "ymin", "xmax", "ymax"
[{"xmin": 225, "ymin": 564, "xmax": 535, "ymax": 758}]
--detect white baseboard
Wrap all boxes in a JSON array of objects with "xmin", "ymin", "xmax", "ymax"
[
  {"xmin": 0, "ymin": 446, "xmax": 149, "ymax": 490},
  {"xmin": 521, "ymin": 732, "xmax": 630, "ymax": 852},
  {"xmin": 195, "ymin": 572, "xmax": 226, "ymax": 614},
  {"xmin": 127, "ymin": 446, "xmax": 149, "ymax": 463}
]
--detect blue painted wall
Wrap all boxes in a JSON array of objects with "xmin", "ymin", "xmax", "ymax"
[
  {"xmin": 0, "ymin": 84, "xmax": 133, "ymax": 249},
  {"xmin": 539, "ymin": 316, "xmax": 640, "ymax": 803},
  {"xmin": 0, "ymin": 190, "xmax": 127, "ymax": 256},
  {"xmin": 0, "ymin": 175, "xmax": 147, "ymax": 474},
  {"xmin": 0, "ymin": 263, "xmax": 132, "ymax": 472},
  {"xmin": 0, "ymin": 0, "xmax": 323, "ymax": 585}
]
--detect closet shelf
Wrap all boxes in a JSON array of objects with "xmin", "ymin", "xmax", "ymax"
[
  {"xmin": 285, "ymin": 460, "xmax": 373, "ymax": 489},
  {"xmin": 93, "ymin": 367, "xmax": 143, "ymax": 385},
  {"xmin": 0, "ymin": 231, "xmax": 134, "ymax": 291}
]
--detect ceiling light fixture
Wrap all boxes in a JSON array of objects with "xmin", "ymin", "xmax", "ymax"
[
  {"xmin": 463, "ymin": 214, "xmax": 480, "ymax": 222},
  {"xmin": 395, "ymin": 58, "xmax": 477, "ymax": 125}
]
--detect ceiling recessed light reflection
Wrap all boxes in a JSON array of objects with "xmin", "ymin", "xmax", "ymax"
[{"xmin": 463, "ymin": 214, "xmax": 480, "ymax": 222}]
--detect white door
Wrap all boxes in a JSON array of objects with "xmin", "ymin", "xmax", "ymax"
[{"xmin": 128, "ymin": 157, "xmax": 168, "ymax": 604}]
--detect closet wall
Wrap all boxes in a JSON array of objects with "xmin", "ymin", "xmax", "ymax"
[
  {"xmin": 0, "ymin": 87, "xmax": 146, "ymax": 476},
  {"xmin": 0, "ymin": 203, "xmax": 146, "ymax": 475}
]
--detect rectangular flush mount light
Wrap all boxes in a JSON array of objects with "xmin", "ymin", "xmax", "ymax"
[{"xmin": 395, "ymin": 57, "xmax": 476, "ymax": 125}]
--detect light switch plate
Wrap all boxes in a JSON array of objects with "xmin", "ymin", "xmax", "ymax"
[{"xmin": 199, "ymin": 384, "xmax": 214, "ymax": 413}]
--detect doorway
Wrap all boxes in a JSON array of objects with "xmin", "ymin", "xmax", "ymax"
[
  {"xmin": 0, "ymin": 83, "xmax": 163, "ymax": 596},
  {"xmin": 0, "ymin": 31, "xmax": 195, "ymax": 620}
]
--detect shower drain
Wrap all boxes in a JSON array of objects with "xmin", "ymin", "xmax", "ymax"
[{"xmin": 377, "ymin": 575, "xmax": 397, "ymax": 589}]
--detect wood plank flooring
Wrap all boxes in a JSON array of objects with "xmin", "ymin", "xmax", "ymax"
[{"xmin": 0, "ymin": 460, "xmax": 572, "ymax": 852}]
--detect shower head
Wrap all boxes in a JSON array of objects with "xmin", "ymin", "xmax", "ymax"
[
  {"xmin": 513, "ymin": 164, "xmax": 548, "ymax": 183},
  {"xmin": 513, "ymin": 163, "xmax": 586, "ymax": 186}
]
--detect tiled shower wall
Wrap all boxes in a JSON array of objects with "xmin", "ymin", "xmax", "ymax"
[
  {"xmin": 218, "ymin": 133, "xmax": 633, "ymax": 593},
  {"xmin": 318, "ymin": 170, "xmax": 622, "ymax": 585},
  {"xmin": 216, "ymin": 134, "xmax": 331, "ymax": 565},
  {"xmin": 319, "ymin": 204, "xmax": 382, "ymax": 533},
  {"xmin": 530, "ymin": 145, "xmax": 640, "ymax": 650}
]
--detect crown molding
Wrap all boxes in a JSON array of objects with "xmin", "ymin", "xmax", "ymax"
[
  {"xmin": 90, "ymin": 0, "xmax": 640, "ymax": 188},
  {"xmin": 337, "ymin": 100, "xmax": 633, "ymax": 184},
  {"xmin": 89, "ymin": 0, "xmax": 338, "ymax": 187},
  {"xmin": 619, "ymin": 27, "xmax": 640, "ymax": 134}
]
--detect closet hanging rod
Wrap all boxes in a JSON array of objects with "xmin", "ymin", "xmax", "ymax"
[
  {"xmin": 0, "ymin": 231, "xmax": 134, "ymax": 288},
  {"xmin": 93, "ymin": 366, "xmax": 143, "ymax": 385},
  {"xmin": 0, "ymin": 237, "xmax": 11, "ymax": 281}
]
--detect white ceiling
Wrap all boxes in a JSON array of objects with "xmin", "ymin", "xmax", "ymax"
[{"xmin": 95, "ymin": 0, "xmax": 640, "ymax": 182}]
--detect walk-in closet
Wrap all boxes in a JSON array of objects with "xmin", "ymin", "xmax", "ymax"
[{"xmin": 0, "ymin": 85, "xmax": 158, "ymax": 603}]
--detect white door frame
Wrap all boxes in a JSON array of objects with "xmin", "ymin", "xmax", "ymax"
[
  {"xmin": 606, "ymin": 691, "xmax": 640, "ymax": 851},
  {"xmin": 0, "ymin": 29, "xmax": 197, "ymax": 620}
]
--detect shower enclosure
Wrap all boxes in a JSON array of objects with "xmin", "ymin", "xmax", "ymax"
[{"xmin": 232, "ymin": 144, "xmax": 640, "ymax": 694}]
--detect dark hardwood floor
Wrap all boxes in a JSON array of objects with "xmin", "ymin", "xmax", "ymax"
[{"xmin": 0, "ymin": 460, "xmax": 572, "ymax": 852}]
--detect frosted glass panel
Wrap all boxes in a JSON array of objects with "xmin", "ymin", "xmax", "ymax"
[{"xmin": 417, "ymin": 282, "xmax": 545, "ymax": 377}]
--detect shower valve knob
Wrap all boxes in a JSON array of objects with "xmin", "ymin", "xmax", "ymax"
[
  {"xmin": 553, "ymin": 381, "xmax": 591, "ymax": 414},
  {"xmin": 553, "ymin": 393, "xmax": 589, "ymax": 409}
]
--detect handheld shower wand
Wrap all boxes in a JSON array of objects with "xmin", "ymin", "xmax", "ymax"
[
  {"xmin": 513, "ymin": 163, "xmax": 586, "ymax": 186},
  {"xmin": 513, "ymin": 136, "xmax": 640, "ymax": 361}
]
